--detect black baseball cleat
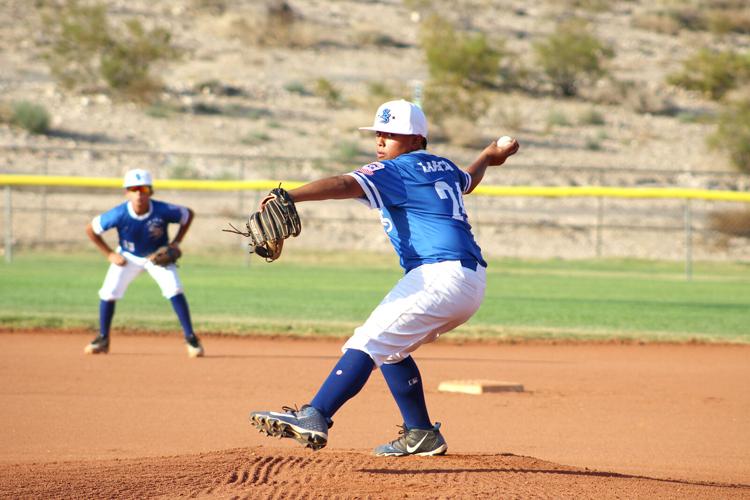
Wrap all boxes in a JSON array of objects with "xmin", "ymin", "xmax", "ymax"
[
  {"xmin": 373, "ymin": 422, "xmax": 447, "ymax": 456},
  {"xmin": 250, "ymin": 405, "xmax": 331, "ymax": 451},
  {"xmin": 84, "ymin": 335, "xmax": 109, "ymax": 355}
]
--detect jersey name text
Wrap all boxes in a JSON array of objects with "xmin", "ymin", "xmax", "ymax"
[{"xmin": 418, "ymin": 160, "xmax": 454, "ymax": 173}]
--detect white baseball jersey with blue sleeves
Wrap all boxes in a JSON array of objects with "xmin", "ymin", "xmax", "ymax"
[
  {"xmin": 91, "ymin": 200, "xmax": 190, "ymax": 300},
  {"xmin": 344, "ymin": 150, "xmax": 487, "ymax": 365}
]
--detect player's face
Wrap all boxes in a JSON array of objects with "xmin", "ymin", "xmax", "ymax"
[
  {"xmin": 126, "ymin": 185, "xmax": 152, "ymax": 215},
  {"xmin": 375, "ymin": 132, "xmax": 423, "ymax": 160}
]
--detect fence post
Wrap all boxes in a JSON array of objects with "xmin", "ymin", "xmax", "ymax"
[
  {"xmin": 684, "ymin": 199, "xmax": 693, "ymax": 281},
  {"xmin": 4, "ymin": 186, "xmax": 12, "ymax": 263},
  {"xmin": 40, "ymin": 156, "xmax": 48, "ymax": 245},
  {"xmin": 595, "ymin": 170, "xmax": 603, "ymax": 257}
]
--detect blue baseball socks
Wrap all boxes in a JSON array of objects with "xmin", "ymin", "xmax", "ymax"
[
  {"xmin": 169, "ymin": 293, "xmax": 195, "ymax": 339},
  {"xmin": 311, "ymin": 348, "xmax": 375, "ymax": 420},
  {"xmin": 380, "ymin": 355, "xmax": 432, "ymax": 430},
  {"xmin": 99, "ymin": 300, "xmax": 115, "ymax": 338}
]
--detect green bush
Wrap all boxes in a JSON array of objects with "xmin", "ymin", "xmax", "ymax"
[
  {"xmin": 313, "ymin": 78, "xmax": 342, "ymax": 106},
  {"xmin": 709, "ymin": 99, "xmax": 750, "ymax": 173},
  {"xmin": 42, "ymin": 0, "xmax": 179, "ymax": 101},
  {"xmin": 578, "ymin": 107, "xmax": 605, "ymax": 125},
  {"xmin": 11, "ymin": 101, "xmax": 50, "ymax": 134},
  {"xmin": 533, "ymin": 19, "xmax": 614, "ymax": 96},
  {"xmin": 284, "ymin": 81, "xmax": 309, "ymax": 96},
  {"xmin": 419, "ymin": 14, "xmax": 506, "ymax": 121},
  {"xmin": 667, "ymin": 49, "xmax": 750, "ymax": 101},
  {"xmin": 546, "ymin": 109, "xmax": 570, "ymax": 128}
]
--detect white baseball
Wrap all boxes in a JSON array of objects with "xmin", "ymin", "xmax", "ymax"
[{"xmin": 496, "ymin": 135, "xmax": 513, "ymax": 147}]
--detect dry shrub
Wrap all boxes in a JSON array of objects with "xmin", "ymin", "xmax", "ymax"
[
  {"xmin": 707, "ymin": 9, "xmax": 750, "ymax": 35},
  {"xmin": 631, "ymin": 13, "xmax": 682, "ymax": 35},
  {"xmin": 709, "ymin": 210, "xmax": 750, "ymax": 238},
  {"xmin": 632, "ymin": 1, "xmax": 750, "ymax": 35},
  {"xmin": 589, "ymin": 78, "xmax": 677, "ymax": 115},
  {"xmin": 227, "ymin": 2, "xmax": 321, "ymax": 48},
  {"xmin": 533, "ymin": 19, "xmax": 614, "ymax": 97},
  {"xmin": 709, "ymin": 98, "xmax": 750, "ymax": 173},
  {"xmin": 41, "ymin": 0, "xmax": 179, "ymax": 102}
]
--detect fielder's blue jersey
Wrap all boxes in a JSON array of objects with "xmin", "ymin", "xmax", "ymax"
[
  {"xmin": 347, "ymin": 150, "xmax": 486, "ymax": 272},
  {"xmin": 91, "ymin": 200, "xmax": 189, "ymax": 257}
]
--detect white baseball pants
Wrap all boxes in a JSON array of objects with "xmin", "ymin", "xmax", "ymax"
[
  {"xmin": 98, "ymin": 251, "xmax": 184, "ymax": 301},
  {"xmin": 343, "ymin": 260, "xmax": 486, "ymax": 366}
]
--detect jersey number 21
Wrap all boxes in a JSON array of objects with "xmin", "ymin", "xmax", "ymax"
[{"xmin": 434, "ymin": 181, "xmax": 467, "ymax": 221}]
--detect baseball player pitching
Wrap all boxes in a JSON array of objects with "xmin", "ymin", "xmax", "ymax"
[
  {"xmin": 250, "ymin": 99, "xmax": 519, "ymax": 455},
  {"xmin": 83, "ymin": 169, "xmax": 204, "ymax": 357}
]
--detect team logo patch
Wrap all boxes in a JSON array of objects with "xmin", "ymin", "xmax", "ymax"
[
  {"xmin": 147, "ymin": 218, "xmax": 164, "ymax": 239},
  {"xmin": 357, "ymin": 162, "xmax": 385, "ymax": 175},
  {"xmin": 378, "ymin": 108, "xmax": 392, "ymax": 124}
]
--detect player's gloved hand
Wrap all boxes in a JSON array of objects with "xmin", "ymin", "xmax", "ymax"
[
  {"xmin": 223, "ymin": 186, "xmax": 302, "ymax": 262},
  {"xmin": 108, "ymin": 252, "xmax": 127, "ymax": 266},
  {"xmin": 148, "ymin": 244, "xmax": 182, "ymax": 266}
]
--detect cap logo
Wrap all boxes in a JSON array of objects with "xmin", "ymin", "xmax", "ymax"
[{"xmin": 378, "ymin": 108, "xmax": 392, "ymax": 124}]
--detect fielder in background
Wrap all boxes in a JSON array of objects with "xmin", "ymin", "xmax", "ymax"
[
  {"xmin": 83, "ymin": 169, "xmax": 205, "ymax": 358},
  {"xmin": 250, "ymin": 99, "xmax": 519, "ymax": 456}
]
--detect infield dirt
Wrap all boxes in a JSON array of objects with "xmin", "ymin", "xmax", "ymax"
[{"xmin": 1, "ymin": 330, "xmax": 748, "ymax": 498}]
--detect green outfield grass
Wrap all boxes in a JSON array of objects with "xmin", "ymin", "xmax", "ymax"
[{"xmin": 1, "ymin": 251, "xmax": 749, "ymax": 343}]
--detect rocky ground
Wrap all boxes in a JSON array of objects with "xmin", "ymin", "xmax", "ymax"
[{"xmin": 1, "ymin": 0, "xmax": 749, "ymax": 260}]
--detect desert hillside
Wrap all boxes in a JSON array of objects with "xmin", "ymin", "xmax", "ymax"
[{"xmin": 1, "ymin": 0, "xmax": 749, "ymax": 260}]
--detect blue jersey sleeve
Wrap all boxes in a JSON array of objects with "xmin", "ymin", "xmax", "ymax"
[
  {"xmin": 347, "ymin": 161, "xmax": 407, "ymax": 209},
  {"xmin": 94, "ymin": 204, "xmax": 126, "ymax": 234},
  {"xmin": 161, "ymin": 202, "xmax": 190, "ymax": 225}
]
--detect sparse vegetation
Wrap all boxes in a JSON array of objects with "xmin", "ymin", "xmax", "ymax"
[
  {"xmin": 578, "ymin": 107, "xmax": 605, "ymax": 125},
  {"xmin": 633, "ymin": 2, "xmax": 750, "ymax": 35},
  {"xmin": 667, "ymin": 49, "xmax": 750, "ymax": 101},
  {"xmin": 230, "ymin": 1, "xmax": 319, "ymax": 48},
  {"xmin": 144, "ymin": 102, "xmax": 177, "ymax": 119},
  {"xmin": 313, "ymin": 78, "xmax": 342, "ymax": 107},
  {"xmin": 241, "ymin": 131, "xmax": 271, "ymax": 145},
  {"xmin": 709, "ymin": 209, "xmax": 750, "ymax": 238},
  {"xmin": 284, "ymin": 81, "xmax": 310, "ymax": 96},
  {"xmin": 533, "ymin": 19, "xmax": 614, "ymax": 97},
  {"xmin": 419, "ymin": 14, "xmax": 507, "ymax": 122},
  {"xmin": 709, "ymin": 99, "xmax": 750, "ymax": 173},
  {"xmin": 167, "ymin": 158, "xmax": 202, "ymax": 179},
  {"xmin": 547, "ymin": 109, "xmax": 571, "ymax": 128},
  {"xmin": 10, "ymin": 101, "xmax": 51, "ymax": 134},
  {"xmin": 41, "ymin": 0, "xmax": 180, "ymax": 102}
]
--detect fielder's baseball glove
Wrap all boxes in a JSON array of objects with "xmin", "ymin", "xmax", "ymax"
[
  {"xmin": 149, "ymin": 245, "xmax": 182, "ymax": 266},
  {"xmin": 224, "ymin": 186, "xmax": 301, "ymax": 262}
]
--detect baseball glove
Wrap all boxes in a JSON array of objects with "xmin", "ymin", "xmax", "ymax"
[
  {"xmin": 223, "ymin": 186, "xmax": 301, "ymax": 262},
  {"xmin": 148, "ymin": 245, "xmax": 182, "ymax": 266}
]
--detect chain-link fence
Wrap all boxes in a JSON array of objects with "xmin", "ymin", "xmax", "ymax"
[{"xmin": 3, "ymin": 145, "xmax": 750, "ymax": 270}]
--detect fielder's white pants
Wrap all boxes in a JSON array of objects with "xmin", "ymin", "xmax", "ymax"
[
  {"xmin": 343, "ymin": 260, "xmax": 486, "ymax": 367},
  {"xmin": 98, "ymin": 251, "xmax": 184, "ymax": 301}
]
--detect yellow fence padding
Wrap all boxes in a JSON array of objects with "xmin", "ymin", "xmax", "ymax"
[{"xmin": 1, "ymin": 175, "xmax": 749, "ymax": 202}]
